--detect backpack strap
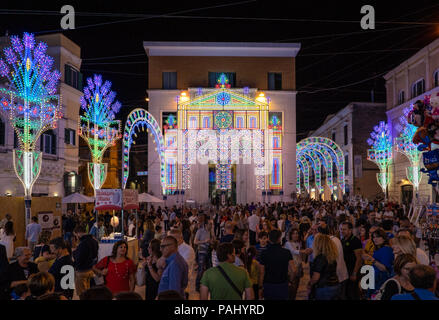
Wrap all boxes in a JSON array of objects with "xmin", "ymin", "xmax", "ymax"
[{"xmin": 216, "ymin": 265, "xmax": 243, "ymax": 298}]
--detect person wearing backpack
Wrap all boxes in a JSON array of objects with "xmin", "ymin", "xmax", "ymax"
[{"xmin": 374, "ymin": 254, "xmax": 416, "ymax": 300}]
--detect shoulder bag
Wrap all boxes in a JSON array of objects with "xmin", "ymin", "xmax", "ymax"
[{"xmin": 216, "ymin": 265, "xmax": 243, "ymax": 299}]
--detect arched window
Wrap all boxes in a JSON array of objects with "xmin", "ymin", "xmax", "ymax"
[
  {"xmin": 398, "ymin": 90, "xmax": 405, "ymax": 105},
  {"xmin": 41, "ymin": 130, "xmax": 56, "ymax": 155},
  {"xmin": 0, "ymin": 117, "xmax": 5, "ymax": 146},
  {"xmin": 434, "ymin": 69, "xmax": 439, "ymax": 88},
  {"xmin": 411, "ymin": 78, "xmax": 425, "ymax": 98}
]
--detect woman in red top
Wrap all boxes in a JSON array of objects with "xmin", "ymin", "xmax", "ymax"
[{"xmin": 93, "ymin": 240, "xmax": 136, "ymax": 294}]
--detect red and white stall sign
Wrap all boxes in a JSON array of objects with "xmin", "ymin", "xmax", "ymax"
[
  {"xmin": 95, "ymin": 189, "xmax": 122, "ymax": 210},
  {"xmin": 123, "ymin": 189, "xmax": 139, "ymax": 210}
]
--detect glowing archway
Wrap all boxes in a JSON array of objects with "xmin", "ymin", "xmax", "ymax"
[
  {"xmin": 122, "ymin": 108, "xmax": 166, "ymax": 194},
  {"xmin": 296, "ymin": 136, "xmax": 345, "ymax": 196}
]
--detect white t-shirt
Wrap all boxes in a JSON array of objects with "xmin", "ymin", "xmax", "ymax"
[
  {"xmin": 128, "ymin": 223, "xmax": 136, "ymax": 237},
  {"xmin": 416, "ymin": 248, "xmax": 430, "ymax": 265},
  {"xmin": 0, "ymin": 230, "xmax": 14, "ymax": 259},
  {"xmin": 330, "ymin": 236, "xmax": 349, "ymax": 282},
  {"xmin": 247, "ymin": 214, "xmax": 260, "ymax": 232},
  {"xmin": 178, "ymin": 242, "xmax": 195, "ymax": 271},
  {"xmin": 383, "ymin": 211, "xmax": 394, "ymax": 218},
  {"xmin": 336, "ymin": 210, "xmax": 350, "ymax": 217}
]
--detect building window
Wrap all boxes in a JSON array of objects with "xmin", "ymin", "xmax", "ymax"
[
  {"xmin": 41, "ymin": 130, "xmax": 56, "ymax": 155},
  {"xmin": 65, "ymin": 128, "xmax": 76, "ymax": 145},
  {"xmin": 64, "ymin": 64, "xmax": 82, "ymax": 90},
  {"xmin": 208, "ymin": 72, "xmax": 236, "ymax": 87},
  {"xmin": 398, "ymin": 90, "xmax": 405, "ymax": 105},
  {"xmin": 344, "ymin": 125, "xmax": 348, "ymax": 146},
  {"xmin": 434, "ymin": 70, "xmax": 439, "ymax": 88},
  {"xmin": 331, "ymin": 131, "xmax": 336, "ymax": 142},
  {"xmin": 14, "ymin": 131, "xmax": 18, "ymax": 149},
  {"xmin": 268, "ymin": 73, "xmax": 282, "ymax": 90},
  {"xmin": 345, "ymin": 154, "xmax": 349, "ymax": 175},
  {"xmin": 0, "ymin": 118, "xmax": 4, "ymax": 146},
  {"xmin": 411, "ymin": 78, "xmax": 425, "ymax": 98},
  {"xmin": 162, "ymin": 72, "xmax": 177, "ymax": 89}
]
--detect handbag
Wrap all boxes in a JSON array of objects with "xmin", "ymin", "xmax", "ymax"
[
  {"xmin": 136, "ymin": 263, "xmax": 146, "ymax": 286},
  {"xmin": 94, "ymin": 256, "xmax": 111, "ymax": 286}
]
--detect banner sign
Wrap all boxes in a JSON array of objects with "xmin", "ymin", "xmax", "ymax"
[
  {"xmin": 38, "ymin": 212, "xmax": 53, "ymax": 229},
  {"xmin": 95, "ymin": 189, "xmax": 122, "ymax": 210},
  {"xmin": 123, "ymin": 189, "xmax": 139, "ymax": 210}
]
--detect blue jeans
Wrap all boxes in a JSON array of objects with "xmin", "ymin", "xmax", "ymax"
[
  {"xmin": 315, "ymin": 284, "xmax": 341, "ymax": 300},
  {"xmin": 196, "ymin": 252, "xmax": 209, "ymax": 291},
  {"xmin": 263, "ymin": 282, "xmax": 289, "ymax": 300},
  {"xmin": 64, "ymin": 232, "xmax": 73, "ymax": 247}
]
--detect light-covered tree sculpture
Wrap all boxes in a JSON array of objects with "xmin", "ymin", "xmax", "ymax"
[
  {"xmin": 0, "ymin": 32, "xmax": 62, "ymax": 225},
  {"xmin": 395, "ymin": 107, "xmax": 422, "ymax": 198},
  {"xmin": 78, "ymin": 74, "xmax": 121, "ymax": 194},
  {"xmin": 367, "ymin": 121, "xmax": 393, "ymax": 199}
]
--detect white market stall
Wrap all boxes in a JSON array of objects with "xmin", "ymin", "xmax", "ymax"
[{"xmin": 95, "ymin": 189, "xmax": 139, "ymax": 263}]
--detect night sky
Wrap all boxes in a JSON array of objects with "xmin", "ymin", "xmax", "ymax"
[{"xmin": 1, "ymin": 0, "xmax": 439, "ymax": 138}]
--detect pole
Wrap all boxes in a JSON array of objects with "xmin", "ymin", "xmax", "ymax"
[{"xmin": 121, "ymin": 208, "xmax": 124, "ymax": 237}]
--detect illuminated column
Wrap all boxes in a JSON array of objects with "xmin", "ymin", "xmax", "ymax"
[
  {"xmin": 395, "ymin": 107, "xmax": 422, "ymax": 202},
  {"xmin": 367, "ymin": 121, "xmax": 393, "ymax": 200},
  {"xmin": 0, "ymin": 33, "xmax": 62, "ymax": 226},
  {"xmin": 79, "ymin": 74, "xmax": 122, "ymax": 196}
]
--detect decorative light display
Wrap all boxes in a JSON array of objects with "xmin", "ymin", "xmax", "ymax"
[
  {"xmin": 78, "ymin": 74, "xmax": 121, "ymax": 193},
  {"xmin": 395, "ymin": 107, "xmax": 422, "ymax": 192},
  {"xmin": 367, "ymin": 121, "xmax": 393, "ymax": 197},
  {"xmin": 215, "ymin": 73, "xmax": 231, "ymax": 89},
  {"xmin": 296, "ymin": 137, "xmax": 345, "ymax": 197},
  {"xmin": 122, "ymin": 108, "xmax": 166, "ymax": 194},
  {"xmin": 0, "ymin": 32, "xmax": 61, "ymax": 225}
]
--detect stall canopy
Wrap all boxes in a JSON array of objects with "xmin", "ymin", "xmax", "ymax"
[
  {"xmin": 138, "ymin": 193, "xmax": 164, "ymax": 203},
  {"xmin": 62, "ymin": 193, "xmax": 95, "ymax": 204}
]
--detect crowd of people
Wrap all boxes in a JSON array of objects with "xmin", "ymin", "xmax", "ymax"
[{"xmin": 0, "ymin": 196, "xmax": 438, "ymax": 300}]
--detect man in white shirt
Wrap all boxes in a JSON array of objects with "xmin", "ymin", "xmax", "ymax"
[
  {"xmin": 168, "ymin": 229, "xmax": 195, "ymax": 298},
  {"xmin": 247, "ymin": 210, "xmax": 260, "ymax": 246}
]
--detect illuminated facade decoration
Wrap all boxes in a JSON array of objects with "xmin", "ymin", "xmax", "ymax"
[
  {"xmin": 144, "ymin": 41, "xmax": 300, "ymax": 204},
  {"xmin": 395, "ymin": 106, "xmax": 422, "ymax": 194},
  {"xmin": 367, "ymin": 121, "xmax": 393, "ymax": 197},
  {"xmin": 296, "ymin": 136, "xmax": 345, "ymax": 199},
  {"xmin": 78, "ymin": 74, "xmax": 122, "ymax": 193},
  {"xmin": 174, "ymin": 74, "xmax": 276, "ymax": 198},
  {"xmin": 0, "ymin": 32, "xmax": 62, "ymax": 225}
]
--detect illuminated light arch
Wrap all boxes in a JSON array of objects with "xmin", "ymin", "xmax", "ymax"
[
  {"xmin": 310, "ymin": 144, "xmax": 335, "ymax": 192},
  {"xmin": 300, "ymin": 150, "xmax": 323, "ymax": 194},
  {"xmin": 297, "ymin": 157, "xmax": 310, "ymax": 193},
  {"xmin": 296, "ymin": 136, "xmax": 345, "ymax": 196},
  {"xmin": 122, "ymin": 108, "xmax": 166, "ymax": 194}
]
